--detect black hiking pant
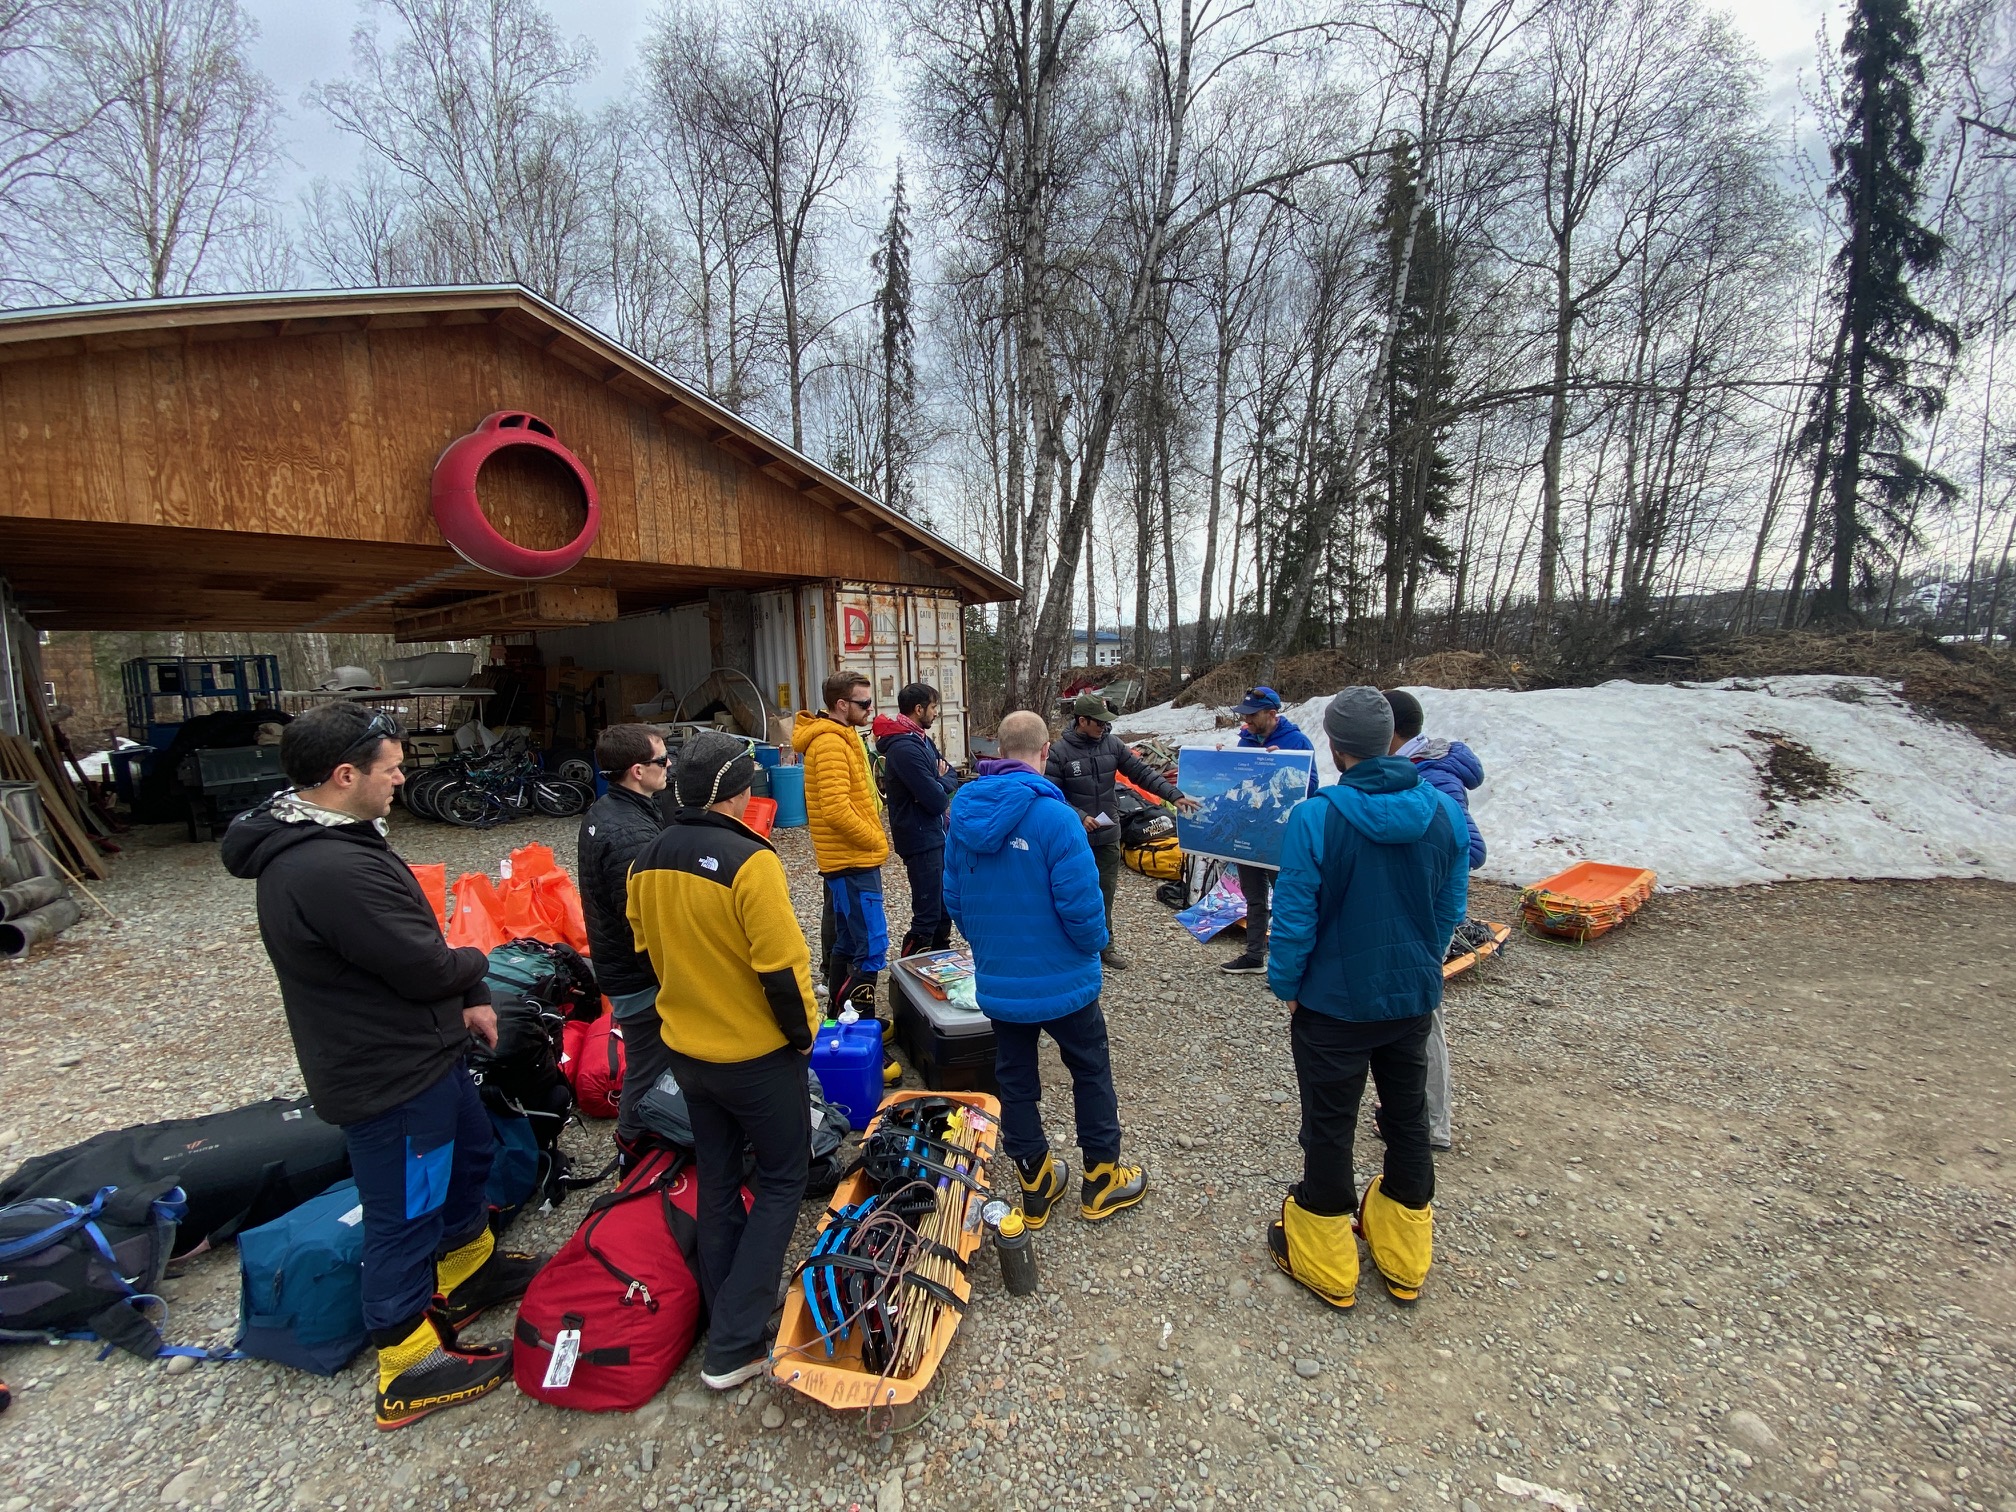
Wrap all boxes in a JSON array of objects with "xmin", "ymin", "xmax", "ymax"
[{"xmin": 1290, "ymin": 1008, "xmax": 1434, "ymax": 1215}]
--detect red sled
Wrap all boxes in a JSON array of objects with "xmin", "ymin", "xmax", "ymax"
[
  {"xmin": 574, "ymin": 1008, "xmax": 627, "ymax": 1121},
  {"xmin": 514, "ymin": 1146, "xmax": 735, "ymax": 1411}
]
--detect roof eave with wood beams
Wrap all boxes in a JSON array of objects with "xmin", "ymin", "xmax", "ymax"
[{"xmin": 0, "ymin": 284, "xmax": 1019, "ymax": 609}]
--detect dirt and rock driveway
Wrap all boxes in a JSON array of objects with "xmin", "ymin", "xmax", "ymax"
[{"xmin": 2, "ymin": 815, "xmax": 2012, "ymax": 1512}]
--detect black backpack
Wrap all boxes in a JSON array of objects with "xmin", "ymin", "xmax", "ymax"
[
  {"xmin": 0, "ymin": 1184, "xmax": 190, "ymax": 1357},
  {"xmin": 0, "ymin": 1099, "xmax": 350, "ymax": 1259}
]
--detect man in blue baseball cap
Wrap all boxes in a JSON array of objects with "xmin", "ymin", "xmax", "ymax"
[{"xmin": 1222, "ymin": 687, "xmax": 1318, "ymax": 975}]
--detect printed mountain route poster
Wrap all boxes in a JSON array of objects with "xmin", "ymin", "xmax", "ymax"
[{"xmin": 1175, "ymin": 747, "xmax": 1316, "ymax": 870}]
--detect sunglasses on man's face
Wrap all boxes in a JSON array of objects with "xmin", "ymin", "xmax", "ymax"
[
  {"xmin": 644, "ymin": 753, "xmax": 673, "ymax": 768},
  {"xmin": 847, "ymin": 697, "xmax": 874, "ymax": 711}
]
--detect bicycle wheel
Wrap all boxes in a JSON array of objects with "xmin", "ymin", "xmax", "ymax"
[
  {"xmin": 555, "ymin": 756, "xmax": 596, "ymax": 786},
  {"xmin": 438, "ymin": 783, "xmax": 503, "ymax": 828},
  {"xmin": 405, "ymin": 770, "xmax": 456, "ymax": 821},
  {"xmin": 531, "ymin": 779, "xmax": 589, "ymax": 817}
]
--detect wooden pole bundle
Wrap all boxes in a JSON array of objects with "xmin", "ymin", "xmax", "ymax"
[{"xmin": 892, "ymin": 1109, "xmax": 987, "ymax": 1378}]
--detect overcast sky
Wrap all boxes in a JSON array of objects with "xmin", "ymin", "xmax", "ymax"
[{"xmin": 245, "ymin": 0, "xmax": 1845, "ymax": 204}]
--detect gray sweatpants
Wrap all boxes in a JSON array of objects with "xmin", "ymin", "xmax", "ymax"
[{"xmin": 1424, "ymin": 1008, "xmax": 1452, "ymax": 1148}]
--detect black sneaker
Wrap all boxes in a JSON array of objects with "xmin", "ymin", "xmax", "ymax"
[
  {"xmin": 437, "ymin": 1247, "xmax": 547, "ymax": 1333},
  {"xmin": 1220, "ymin": 950, "xmax": 1267, "ymax": 974},
  {"xmin": 375, "ymin": 1316, "xmax": 513, "ymax": 1431}
]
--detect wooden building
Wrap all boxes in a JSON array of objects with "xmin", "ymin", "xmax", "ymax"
[{"xmin": 0, "ymin": 286, "xmax": 1015, "ymax": 755}]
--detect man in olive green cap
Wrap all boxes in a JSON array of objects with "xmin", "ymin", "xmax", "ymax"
[{"xmin": 1043, "ymin": 693, "xmax": 1197, "ymax": 968}]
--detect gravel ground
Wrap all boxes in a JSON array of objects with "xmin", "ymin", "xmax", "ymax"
[{"xmin": 2, "ymin": 814, "xmax": 2013, "ymax": 1512}]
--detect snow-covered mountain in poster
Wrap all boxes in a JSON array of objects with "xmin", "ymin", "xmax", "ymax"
[{"xmin": 1175, "ymin": 747, "xmax": 1316, "ymax": 868}]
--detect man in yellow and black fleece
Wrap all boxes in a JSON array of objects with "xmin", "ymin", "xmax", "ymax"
[{"xmin": 626, "ymin": 731, "xmax": 818, "ymax": 1391}]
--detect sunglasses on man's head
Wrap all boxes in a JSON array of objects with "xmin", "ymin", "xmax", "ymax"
[{"xmin": 315, "ymin": 710, "xmax": 400, "ymax": 785}]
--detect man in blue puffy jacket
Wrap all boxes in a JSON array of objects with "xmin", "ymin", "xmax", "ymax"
[
  {"xmin": 945, "ymin": 710, "xmax": 1149, "ymax": 1228},
  {"xmin": 1385, "ymin": 689, "xmax": 1483, "ymax": 1151},
  {"xmin": 1222, "ymin": 685, "xmax": 1319, "ymax": 976},
  {"xmin": 1265, "ymin": 687, "xmax": 1467, "ymax": 1310}
]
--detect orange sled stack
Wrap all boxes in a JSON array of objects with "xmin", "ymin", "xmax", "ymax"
[{"xmin": 1520, "ymin": 861, "xmax": 1656, "ymax": 943}]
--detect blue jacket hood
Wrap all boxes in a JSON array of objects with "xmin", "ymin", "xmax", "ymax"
[
  {"xmin": 1321, "ymin": 756, "xmax": 1440, "ymax": 843},
  {"xmin": 1414, "ymin": 738, "xmax": 1484, "ymax": 790},
  {"xmin": 948, "ymin": 766, "xmax": 1059, "ymax": 856}
]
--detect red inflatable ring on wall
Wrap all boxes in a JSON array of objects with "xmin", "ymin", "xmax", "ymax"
[{"xmin": 430, "ymin": 411, "xmax": 601, "ymax": 579}]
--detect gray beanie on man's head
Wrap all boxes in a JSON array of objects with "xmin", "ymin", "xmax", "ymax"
[
  {"xmin": 675, "ymin": 730, "xmax": 756, "ymax": 808},
  {"xmin": 1322, "ymin": 686, "xmax": 1395, "ymax": 761}
]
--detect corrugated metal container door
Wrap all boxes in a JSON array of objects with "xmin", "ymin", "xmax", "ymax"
[
  {"xmin": 831, "ymin": 584, "xmax": 907, "ymax": 716},
  {"xmin": 796, "ymin": 585, "xmax": 830, "ymax": 712},
  {"xmin": 909, "ymin": 594, "xmax": 968, "ymax": 764},
  {"xmin": 750, "ymin": 589, "xmax": 802, "ymax": 720}
]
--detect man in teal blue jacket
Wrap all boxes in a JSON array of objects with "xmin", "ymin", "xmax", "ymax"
[
  {"xmin": 1265, "ymin": 687, "xmax": 1467, "ymax": 1309},
  {"xmin": 946, "ymin": 710, "xmax": 1149, "ymax": 1228}
]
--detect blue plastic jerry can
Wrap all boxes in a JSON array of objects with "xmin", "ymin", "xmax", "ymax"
[{"xmin": 810, "ymin": 1019, "xmax": 885, "ymax": 1128}]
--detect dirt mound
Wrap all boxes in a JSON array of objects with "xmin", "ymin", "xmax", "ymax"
[
  {"xmin": 1395, "ymin": 649, "xmax": 1525, "ymax": 690},
  {"xmin": 1658, "ymin": 630, "xmax": 2016, "ymax": 753},
  {"xmin": 1173, "ymin": 649, "xmax": 1365, "ymax": 708}
]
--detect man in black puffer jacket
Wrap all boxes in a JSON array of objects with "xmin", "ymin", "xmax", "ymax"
[
  {"xmin": 1045, "ymin": 693, "xmax": 1197, "ymax": 969},
  {"xmin": 872, "ymin": 682, "xmax": 961, "ymax": 959},
  {"xmin": 223, "ymin": 703, "xmax": 537, "ymax": 1431},
  {"xmin": 576, "ymin": 723, "xmax": 671, "ymax": 1153}
]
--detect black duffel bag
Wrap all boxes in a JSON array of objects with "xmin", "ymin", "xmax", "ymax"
[{"xmin": 0, "ymin": 1098, "xmax": 349, "ymax": 1258}]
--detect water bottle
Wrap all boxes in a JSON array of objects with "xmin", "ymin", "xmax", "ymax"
[{"xmin": 983, "ymin": 1200, "xmax": 1039, "ymax": 1296}]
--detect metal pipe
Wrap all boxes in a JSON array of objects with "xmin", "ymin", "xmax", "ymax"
[
  {"xmin": 0, "ymin": 874, "xmax": 64, "ymax": 920},
  {"xmin": 0, "ymin": 896, "xmax": 81, "ymax": 958}
]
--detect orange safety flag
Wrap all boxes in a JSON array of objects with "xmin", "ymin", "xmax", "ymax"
[
  {"xmin": 409, "ymin": 862, "xmax": 449, "ymax": 928},
  {"xmin": 444, "ymin": 872, "xmax": 507, "ymax": 953}
]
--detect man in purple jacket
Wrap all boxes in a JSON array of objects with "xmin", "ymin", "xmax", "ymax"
[{"xmin": 1385, "ymin": 690, "xmax": 1484, "ymax": 1151}]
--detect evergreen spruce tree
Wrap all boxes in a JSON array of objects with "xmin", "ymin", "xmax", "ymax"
[
  {"xmin": 871, "ymin": 164, "xmax": 919, "ymax": 520},
  {"xmin": 1808, "ymin": 0, "xmax": 1959, "ymax": 624}
]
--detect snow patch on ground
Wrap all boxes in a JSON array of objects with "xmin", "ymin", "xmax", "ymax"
[{"xmin": 1118, "ymin": 675, "xmax": 2016, "ymax": 889}]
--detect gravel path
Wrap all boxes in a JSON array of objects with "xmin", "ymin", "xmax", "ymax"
[{"xmin": 2, "ymin": 816, "xmax": 2012, "ymax": 1512}]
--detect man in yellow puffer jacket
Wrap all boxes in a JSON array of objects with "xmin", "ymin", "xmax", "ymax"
[{"xmin": 790, "ymin": 671, "xmax": 898, "ymax": 1083}]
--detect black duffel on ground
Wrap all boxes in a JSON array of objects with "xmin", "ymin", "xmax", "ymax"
[{"xmin": 0, "ymin": 1097, "xmax": 350, "ymax": 1258}]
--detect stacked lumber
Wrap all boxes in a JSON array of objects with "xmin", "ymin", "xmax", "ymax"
[{"xmin": 0, "ymin": 733, "xmax": 108, "ymax": 882}]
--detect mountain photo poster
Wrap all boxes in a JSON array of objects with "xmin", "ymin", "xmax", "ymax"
[{"xmin": 1174, "ymin": 747, "xmax": 1317, "ymax": 869}]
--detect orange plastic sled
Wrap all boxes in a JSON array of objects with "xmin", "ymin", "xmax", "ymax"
[
  {"xmin": 1520, "ymin": 862, "xmax": 1656, "ymax": 942},
  {"xmin": 1443, "ymin": 920, "xmax": 1511, "ymax": 979},
  {"xmin": 771, "ymin": 1089, "xmax": 1001, "ymax": 1412}
]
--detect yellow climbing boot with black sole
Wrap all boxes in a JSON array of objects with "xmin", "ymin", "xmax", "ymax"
[
  {"xmin": 1017, "ymin": 1152, "xmax": 1068, "ymax": 1230},
  {"xmin": 1080, "ymin": 1161, "xmax": 1147, "ymax": 1222},
  {"xmin": 1356, "ymin": 1174, "xmax": 1433, "ymax": 1304},
  {"xmin": 374, "ymin": 1314, "xmax": 513, "ymax": 1431},
  {"xmin": 1268, "ymin": 1194, "xmax": 1357, "ymax": 1309}
]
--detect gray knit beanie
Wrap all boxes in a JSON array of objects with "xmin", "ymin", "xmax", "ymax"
[
  {"xmin": 1322, "ymin": 686, "xmax": 1394, "ymax": 761},
  {"xmin": 675, "ymin": 731, "xmax": 756, "ymax": 808}
]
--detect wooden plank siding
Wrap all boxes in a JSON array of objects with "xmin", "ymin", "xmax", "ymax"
[{"xmin": 0, "ymin": 295, "xmax": 1009, "ymax": 633}]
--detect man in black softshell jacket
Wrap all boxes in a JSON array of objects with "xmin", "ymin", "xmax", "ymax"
[
  {"xmin": 223, "ymin": 703, "xmax": 540, "ymax": 1431},
  {"xmin": 576, "ymin": 722, "xmax": 670, "ymax": 1157},
  {"xmin": 872, "ymin": 682, "xmax": 961, "ymax": 958},
  {"xmin": 1045, "ymin": 693, "xmax": 1197, "ymax": 969}
]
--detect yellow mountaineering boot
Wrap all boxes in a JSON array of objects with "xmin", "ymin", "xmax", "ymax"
[
  {"xmin": 1017, "ymin": 1152, "xmax": 1069, "ymax": 1231},
  {"xmin": 374, "ymin": 1314, "xmax": 513, "ymax": 1431},
  {"xmin": 1080, "ymin": 1160, "xmax": 1148, "ymax": 1222},
  {"xmin": 1356, "ymin": 1174, "xmax": 1433, "ymax": 1304},
  {"xmin": 1268, "ymin": 1194, "xmax": 1358, "ymax": 1310}
]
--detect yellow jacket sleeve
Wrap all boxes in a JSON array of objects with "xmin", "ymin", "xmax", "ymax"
[{"xmin": 735, "ymin": 849, "xmax": 819, "ymax": 1049}]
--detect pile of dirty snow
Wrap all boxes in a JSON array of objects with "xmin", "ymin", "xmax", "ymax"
[{"xmin": 1119, "ymin": 675, "xmax": 2016, "ymax": 889}]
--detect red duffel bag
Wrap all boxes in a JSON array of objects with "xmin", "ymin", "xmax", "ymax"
[
  {"xmin": 514, "ymin": 1147, "xmax": 720, "ymax": 1411},
  {"xmin": 574, "ymin": 1008, "xmax": 627, "ymax": 1121}
]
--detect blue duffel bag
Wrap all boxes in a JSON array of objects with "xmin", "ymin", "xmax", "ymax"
[{"xmin": 234, "ymin": 1180, "xmax": 366, "ymax": 1375}]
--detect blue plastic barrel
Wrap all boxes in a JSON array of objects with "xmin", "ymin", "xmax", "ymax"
[
  {"xmin": 810, "ymin": 1020, "xmax": 886, "ymax": 1129},
  {"xmin": 753, "ymin": 743, "xmax": 782, "ymax": 768},
  {"xmin": 770, "ymin": 763, "xmax": 807, "ymax": 827}
]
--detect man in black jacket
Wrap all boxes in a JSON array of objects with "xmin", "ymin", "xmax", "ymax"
[
  {"xmin": 872, "ymin": 682, "xmax": 961, "ymax": 959},
  {"xmin": 576, "ymin": 723, "xmax": 671, "ymax": 1156},
  {"xmin": 1044, "ymin": 693, "xmax": 1197, "ymax": 969},
  {"xmin": 223, "ymin": 703, "xmax": 538, "ymax": 1431}
]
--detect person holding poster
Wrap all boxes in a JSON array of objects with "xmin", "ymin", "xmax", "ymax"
[{"xmin": 1221, "ymin": 686, "xmax": 1318, "ymax": 974}]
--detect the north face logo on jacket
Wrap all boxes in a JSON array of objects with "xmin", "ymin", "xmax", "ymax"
[
  {"xmin": 1010, "ymin": 837, "xmax": 1030, "ymax": 851},
  {"xmin": 699, "ymin": 856, "xmax": 719, "ymax": 871}
]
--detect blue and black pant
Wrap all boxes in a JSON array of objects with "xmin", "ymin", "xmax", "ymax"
[{"xmin": 341, "ymin": 1060, "xmax": 494, "ymax": 1343}]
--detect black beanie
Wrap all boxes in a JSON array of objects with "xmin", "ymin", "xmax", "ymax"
[{"xmin": 675, "ymin": 731, "xmax": 756, "ymax": 808}]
